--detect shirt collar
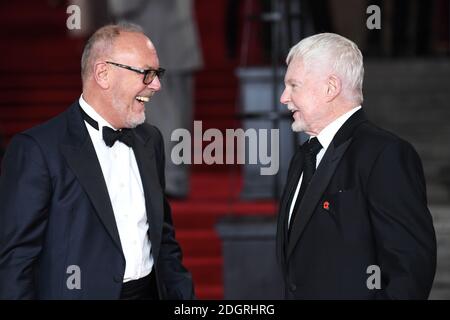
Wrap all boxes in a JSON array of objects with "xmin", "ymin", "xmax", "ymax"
[
  {"xmin": 313, "ymin": 105, "xmax": 362, "ymax": 150},
  {"xmin": 79, "ymin": 94, "xmax": 117, "ymax": 132}
]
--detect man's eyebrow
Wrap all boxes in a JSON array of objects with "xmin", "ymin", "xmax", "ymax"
[
  {"xmin": 143, "ymin": 64, "xmax": 159, "ymax": 69},
  {"xmin": 285, "ymin": 78, "xmax": 301, "ymax": 85}
]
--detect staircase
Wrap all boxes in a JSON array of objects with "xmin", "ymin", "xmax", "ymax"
[
  {"xmin": 171, "ymin": 172, "xmax": 276, "ymax": 299},
  {"xmin": 0, "ymin": 0, "xmax": 83, "ymax": 143},
  {"xmin": 364, "ymin": 60, "xmax": 450, "ymax": 299},
  {"xmin": 364, "ymin": 60, "xmax": 450, "ymax": 204},
  {"xmin": 429, "ymin": 205, "xmax": 450, "ymax": 299},
  {"xmin": 173, "ymin": 0, "xmax": 277, "ymax": 299}
]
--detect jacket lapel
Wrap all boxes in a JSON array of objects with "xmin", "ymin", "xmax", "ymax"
[
  {"xmin": 286, "ymin": 109, "xmax": 368, "ymax": 260},
  {"xmin": 286, "ymin": 139, "xmax": 352, "ymax": 259},
  {"xmin": 277, "ymin": 148, "xmax": 304, "ymax": 258},
  {"xmin": 132, "ymin": 127, "xmax": 164, "ymax": 264},
  {"xmin": 60, "ymin": 103, "xmax": 123, "ymax": 253}
]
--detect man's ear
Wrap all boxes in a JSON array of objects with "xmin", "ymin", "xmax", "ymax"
[
  {"xmin": 93, "ymin": 61, "xmax": 110, "ymax": 89},
  {"xmin": 325, "ymin": 75, "xmax": 341, "ymax": 102}
]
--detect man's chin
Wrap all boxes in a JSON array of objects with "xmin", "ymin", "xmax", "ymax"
[
  {"xmin": 291, "ymin": 121, "xmax": 305, "ymax": 132},
  {"xmin": 126, "ymin": 113, "xmax": 146, "ymax": 128}
]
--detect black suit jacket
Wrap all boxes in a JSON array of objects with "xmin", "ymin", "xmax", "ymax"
[
  {"xmin": 0, "ymin": 102, "xmax": 194, "ymax": 299},
  {"xmin": 276, "ymin": 110, "xmax": 436, "ymax": 299}
]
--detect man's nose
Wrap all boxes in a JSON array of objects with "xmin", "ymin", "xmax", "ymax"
[
  {"xmin": 280, "ymin": 87, "xmax": 289, "ymax": 105},
  {"xmin": 148, "ymin": 76, "xmax": 161, "ymax": 91}
]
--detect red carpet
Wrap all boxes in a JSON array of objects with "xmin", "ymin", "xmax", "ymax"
[{"xmin": 170, "ymin": 171, "xmax": 277, "ymax": 299}]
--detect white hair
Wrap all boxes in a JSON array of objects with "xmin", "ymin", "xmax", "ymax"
[{"xmin": 286, "ymin": 33, "xmax": 364, "ymax": 104}]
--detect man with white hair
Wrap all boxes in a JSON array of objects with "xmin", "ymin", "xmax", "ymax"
[{"xmin": 276, "ymin": 33, "xmax": 436, "ymax": 299}]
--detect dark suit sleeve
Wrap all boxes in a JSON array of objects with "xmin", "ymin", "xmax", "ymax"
[
  {"xmin": 367, "ymin": 140, "xmax": 436, "ymax": 299},
  {"xmin": 0, "ymin": 134, "xmax": 51, "ymax": 299},
  {"xmin": 152, "ymin": 127, "xmax": 195, "ymax": 300}
]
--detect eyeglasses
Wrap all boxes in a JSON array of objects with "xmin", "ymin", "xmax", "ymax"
[{"xmin": 106, "ymin": 61, "xmax": 165, "ymax": 85}]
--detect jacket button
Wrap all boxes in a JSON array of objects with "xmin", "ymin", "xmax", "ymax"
[
  {"xmin": 289, "ymin": 283, "xmax": 297, "ymax": 292},
  {"xmin": 113, "ymin": 275, "xmax": 122, "ymax": 283}
]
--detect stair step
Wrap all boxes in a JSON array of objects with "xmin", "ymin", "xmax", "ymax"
[
  {"xmin": 0, "ymin": 38, "xmax": 83, "ymax": 72},
  {"xmin": 172, "ymin": 204, "xmax": 276, "ymax": 230},
  {"xmin": 0, "ymin": 11, "xmax": 66, "ymax": 36},
  {"xmin": 172, "ymin": 199, "xmax": 277, "ymax": 214},
  {"xmin": 184, "ymin": 257, "xmax": 223, "ymax": 287},
  {"xmin": 1, "ymin": 121, "xmax": 47, "ymax": 138},
  {"xmin": 0, "ymin": 73, "xmax": 80, "ymax": 89},
  {"xmin": 194, "ymin": 103, "xmax": 237, "ymax": 118},
  {"xmin": 0, "ymin": 88, "xmax": 79, "ymax": 105},
  {"xmin": 0, "ymin": 10, "xmax": 64, "ymax": 24},
  {"xmin": 177, "ymin": 230, "xmax": 222, "ymax": 258},
  {"xmin": 196, "ymin": 86, "xmax": 236, "ymax": 101},
  {"xmin": 197, "ymin": 71, "xmax": 238, "ymax": 88},
  {"xmin": 195, "ymin": 285, "xmax": 224, "ymax": 300},
  {"xmin": 0, "ymin": 105, "xmax": 69, "ymax": 122}
]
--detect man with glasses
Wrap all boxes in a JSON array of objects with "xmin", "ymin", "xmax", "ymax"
[{"xmin": 0, "ymin": 23, "xmax": 194, "ymax": 300}]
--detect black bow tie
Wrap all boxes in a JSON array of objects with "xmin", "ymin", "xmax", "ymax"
[
  {"xmin": 102, "ymin": 126, "xmax": 134, "ymax": 147},
  {"xmin": 80, "ymin": 106, "xmax": 134, "ymax": 147}
]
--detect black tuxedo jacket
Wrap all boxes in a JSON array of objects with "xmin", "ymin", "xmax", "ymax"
[
  {"xmin": 0, "ymin": 102, "xmax": 194, "ymax": 299},
  {"xmin": 276, "ymin": 110, "xmax": 436, "ymax": 299}
]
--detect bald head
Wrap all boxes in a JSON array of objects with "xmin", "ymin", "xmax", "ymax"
[
  {"xmin": 81, "ymin": 23, "xmax": 151, "ymax": 85},
  {"xmin": 109, "ymin": 31, "xmax": 157, "ymax": 69}
]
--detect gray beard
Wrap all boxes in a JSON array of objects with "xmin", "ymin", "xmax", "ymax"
[{"xmin": 111, "ymin": 96, "xmax": 146, "ymax": 129}]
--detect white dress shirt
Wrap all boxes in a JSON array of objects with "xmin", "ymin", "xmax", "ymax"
[
  {"xmin": 288, "ymin": 106, "xmax": 362, "ymax": 226},
  {"xmin": 79, "ymin": 95, "xmax": 153, "ymax": 282}
]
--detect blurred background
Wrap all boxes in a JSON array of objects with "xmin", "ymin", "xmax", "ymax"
[{"xmin": 0, "ymin": 0, "xmax": 449, "ymax": 299}]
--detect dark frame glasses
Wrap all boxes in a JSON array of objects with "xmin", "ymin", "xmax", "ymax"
[{"xmin": 106, "ymin": 61, "xmax": 165, "ymax": 85}]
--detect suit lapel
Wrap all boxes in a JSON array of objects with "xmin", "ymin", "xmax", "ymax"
[
  {"xmin": 61, "ymin": 103, "xmax": 123, "ymax": 253},
  {"xmin": 286, "ymin": 139, "xmax": 352, "ymax": 259},
  {"xmin": 285, "ymin": 109, "xmax": 368, "ymax": 260},
  {"xmin": 277, "ymin": 149, "xmax": 304, "ymax": 255},
  {"xmin": 132, "ymin": 128, "xmax": 164, "ymax": 263}
]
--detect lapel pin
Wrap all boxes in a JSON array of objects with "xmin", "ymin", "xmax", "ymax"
[{"xmin": 323, "ymin": 201, "xmax": 330, "ymax": 210}]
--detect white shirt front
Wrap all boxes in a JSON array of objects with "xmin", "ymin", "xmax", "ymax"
[
  {"xmin": 79, "ymin": 95, "xmax": 153, "ymax": 282},
  {"xmin": 288, "ymin": 106, "xmax": 362, "ymax": 226}
]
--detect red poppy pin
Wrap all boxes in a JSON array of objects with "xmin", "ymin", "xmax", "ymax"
[{"xmin": 323, "ymin": 201, "xmax": 330, "ymax": 210}]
